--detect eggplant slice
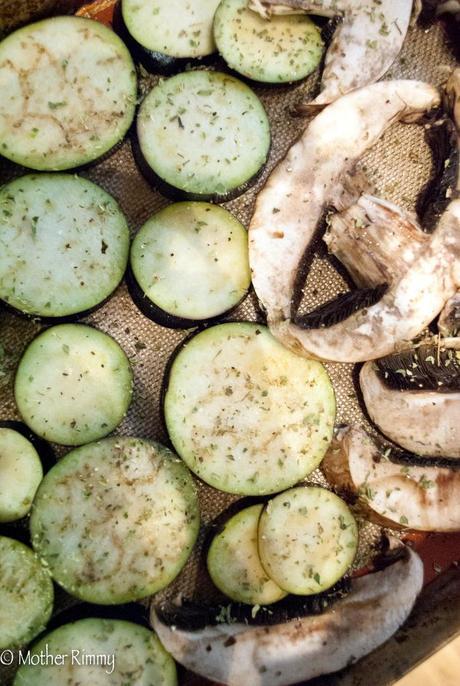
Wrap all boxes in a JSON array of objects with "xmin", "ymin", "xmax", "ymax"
[
  {"xmin": 360, "ymin": 342, "xmax": 460, "ymax": 459},
  {"xmin": 249, "ymin": 1, "xmax": 414, "ymax": 109},
  {"xmin": 151, "ymin": 538, "xmax": 423, "ymax": 686},
  {"xmin": 323, "ymin": 426, "xmax": 460, "ymax": 531}
]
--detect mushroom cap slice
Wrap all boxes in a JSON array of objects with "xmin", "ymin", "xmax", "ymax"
[
  {"xmin": 325, "ymin": 194, "xmax": 428, "ymax": 289},
  {"xmin": 360, "ymin": 345, "xmax": 460, "ymax": 458},
  {"xmin": 151, "ymin": 539, "xmax": 423, "ymax": 686},
  {"xmin": 249, "ymin": 79, "xmax": 440, "ymax": 327},
  {"xmin": 249, "ymin": 1, "xmax": 414, "ymax": 107},
  {"xmin": 323, "ymin": 425, "xmax": 460, "ymax": 531},
  {"xmin": 277, "ymin": 197, "xmax": 460, "ymax": 362}
]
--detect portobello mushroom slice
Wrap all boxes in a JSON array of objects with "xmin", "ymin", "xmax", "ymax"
[
  {"xmin": 151, "ymin": 538, "xmax": 423, "ymax": 686},
  {"xmin": 249, "ymin": 79, "xmax": 440, "ymax": 329},
  {"xmin": 249, "ymin": 0, "xmax": 414, "ymax": 108},
  {"xmin": 360, "ymin": 341, "xmax": 460, "ymax": 458},
  {"xmin": 325, "ymin": 194, "xmax": 428, "ymax": 289},
  {"xmin": 439, "ymin": 291, "xmax": 460, "ymax": 335},
  {"xmin": 323, "ymin": 426, "xmax": 460, "ymax": 531}
]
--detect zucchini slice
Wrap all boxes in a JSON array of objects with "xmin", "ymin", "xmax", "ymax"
[
  {"xmin": 164, "ymin": 322, "xmax": 335, "ymax": 495},
  {"xmin": 0, "ymin": 16, "xmax": 136, "ymax": 171},
  {"xmin": 121, "ymin": 0, "xmax": 221, "ymax": 72},
  {"xmin": 30, "ymin": 437, "xmax": 200, "ymax": 604},
  {"xmin": 0, "ymin": 427, "xmax": 43, "ymax": 523},
  {"xmin": 214, "ymin": 0, "xmax": 324, "ymax": 84},
  {"xmin": 136, "ymin": 71, "xmax": 270, "ymax": 201},
  {"xmin": 13, "ymin": 618, "xmax": 177, "ymax": 685},
  {"xmin": 129, "ymin": 202, "xmax": 251, "ymax": 327},
  {"xmin": 207, "ymin": 504, "xmax": 286, "ymax": 605},
  {"xmin": 0, "ymin": 174, "xmax": 130, "ymax": 319},
  {"xmin": 15, "ymin": 324, "xmax": 133, "ymax": 446},
  {"xmin": 0, "ymin": 536, "xmax": 54, "ymax": 649},
  {"xmin": 258, "ymin": 486, "xmax": 358, "ymax": 595}
]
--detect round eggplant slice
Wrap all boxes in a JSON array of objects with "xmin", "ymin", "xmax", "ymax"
[
  {"xmin": 136, "ymin": 71, "xmax": 270, "ymax": 202},
  {"xmin": 12, "ymin": 618, "xmax": 177, "ymax": 686},
  {"xmin": 214, "ymin": 0, "xmax": 324, "ymax": 84},
  {"xmin": 15, "ymin": 324, "xmax": 133, "ymax": 446},
  {"xmin": 258, "ymin": 486, "xmax": 358, "ymax": 595},
  {"xmin": 164, "ymin": 322, "xmax": 335, "ymax": 495},
  {"xmin": 30, "ymin": 437, "xmax": 200, "ymax": 604},
  {"xmin": 0, "ymin": 16, "xmax": 136, "ymax": 171},
  {"xmin": 129, "ymin": 202, "xmax": 251, "ymax": 327},
  {"xmin": 249, "ymin": 80, "xmax": 441, "ymax": 362},
  {"xmin": 0, "ymin": 536, "xmax": 54, "ymax": 649},
  {"xmin": 360, "ymin": 343, "xmax": 460, "ymax": 458},
  {"xmin": 249, "ymin": 0, "xmax": 413, "ymax": 108},
  {"xmin": 121, "ymin": 0, "xmax": 220, "ymax": 71},
  {"xmin": 323, "ymin": 425, "xmax": 460, "ymax": 532},
  {"xmin": 207, "ymin": 504, "xmax": 286, "ymax": 605},
  {"xmin": 0, "ymin": 174, "xmax": 129, "ymax": 319},
  {"xmin": 0, "ymin": 426, "xmax": 43, "ymax": 523},
  {"xmin": 151, "ymin": 539, "xmax": 423, "ymax": 686}
]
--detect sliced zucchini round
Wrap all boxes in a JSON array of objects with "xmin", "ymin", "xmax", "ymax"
[
  {"xmin": 121, "ymin": 0, "xmax": 221, "ymax": 66},
  {"xmin": 15, "ymin": 324, "xmax": 133, "ymax": 446},
  {"xmin": 214, "ymin": 0, "xmax": 324, "ymax": 83},
  {"xmin": 164, "ymin": 322, "xmax": 335, "ymax": 495},
  {"xmin": 0, "ymin": 174, "xmax": 130, "ymax": 318},
  {"xmin": 0, "ymin": 536, "xmax": 54, "ymax": 649},
  {"xmin": 207, "ymin": 504, "xmax": 286, "ymax": 605},
  {"xmin": 258, "ymin": 486, "xmax": 358, "ymax": 595},
  {"xmin": 129, "ymin": 202, "xmax": 251, "ymax": 326},
  {"xmin": 0, "ymin": 16, "xmax": 136, "ymax": 171},
  {"xmin": 30, "ymin": 437, "xmax": 200, "ymax": 604},
  {"xmin": 0, "ymin": 427, "xmax": 43, "ymax": 523},
  {"xmin": 13, "ymin": 618, "xmax": 177, "ymax": 685},
  {"xmin": 136, "ymin": 71, "xmax": 270, "ymax": 201}
]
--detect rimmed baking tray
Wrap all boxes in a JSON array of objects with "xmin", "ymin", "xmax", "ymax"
[{"xmin": 0, "ymin": 2, "xmax": 459, "ymax": 684}]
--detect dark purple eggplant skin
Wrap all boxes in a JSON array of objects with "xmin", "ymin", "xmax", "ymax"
[
  {"xmin": 294, "ymin": 284, "xmax": 388, "ymax": 330},
  {"xmin": 0, "ymin": 288, "xmax": 122, "ymax": 325},
  {"xmin": 419, "ymin": 1, "xmax": 460, "ymax": 60},
  {"xmin": 0, "ymin": 419, "xmax": 55, "ymax": 473},
  {"xmin": 417, "ymin": 115, "xmax": 459, "ymax": 232},
  {"xmin": 154, "ymin": 580, "xmax": 351, "ymax": 632},
  {"xmin": 126, "ymin": 265, "xmax": 250, "ymax": 331},
  {"xmin": 131, "ymin": 132, "xmax": 270, "ymax": 204},
  {"xmin": 113, "ymin": 1, "xmax": 217, "ymax": 76}
]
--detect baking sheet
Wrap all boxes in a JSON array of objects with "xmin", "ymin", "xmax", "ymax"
[{"xmin": 0, "ymin": 2, "xmax": 459, "ymax": 684}]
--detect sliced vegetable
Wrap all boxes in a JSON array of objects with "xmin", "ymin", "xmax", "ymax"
[
  {"xmin": 13, "ymin": 618, "xmax": 177, "ymax": 685},
  {"xmin": 121, "ymin": 0, "xmax": 221, "ymax": 73},
  {"xmin": 164, "ymin": 322, "xmax": 335, "ymax": 495},
  {"xmin": 258, "ymin": 486, "xmax": 358, "ymax": 595},
  {"xmin": 0, "ymin": 174, "xmax": 129, "ymax": 319},
  {"xmin": 136, "ymin": 71, "xmax": 270, "ymax": 201},
  {"xmin": 129, "ymin": 202, "xmax": 251, "ymax": 327},
  {"xmin": 207, "ymin": 504, "xmax": 286, "ymax": 605},
  {"xmin": 30, "ymin": 437, "xmax": 200, "ymax": 604},
  {"xmin": 0, "ymin": 427, "xmax": 43, "ymax": 523},
  {"xmin": 0, "ymin": 16, "xmax": 136, "ymax": 170},
  {"xmin": 214, "ymin": 0, "xmax": 324, "ymax": 83},
  {"xmin": 15, "ymin": 324, "xmax": 133, "ymax": 446},
  {"xmin": 0, "ymin": 536, "xmax": 54, "ymax": 649}
]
